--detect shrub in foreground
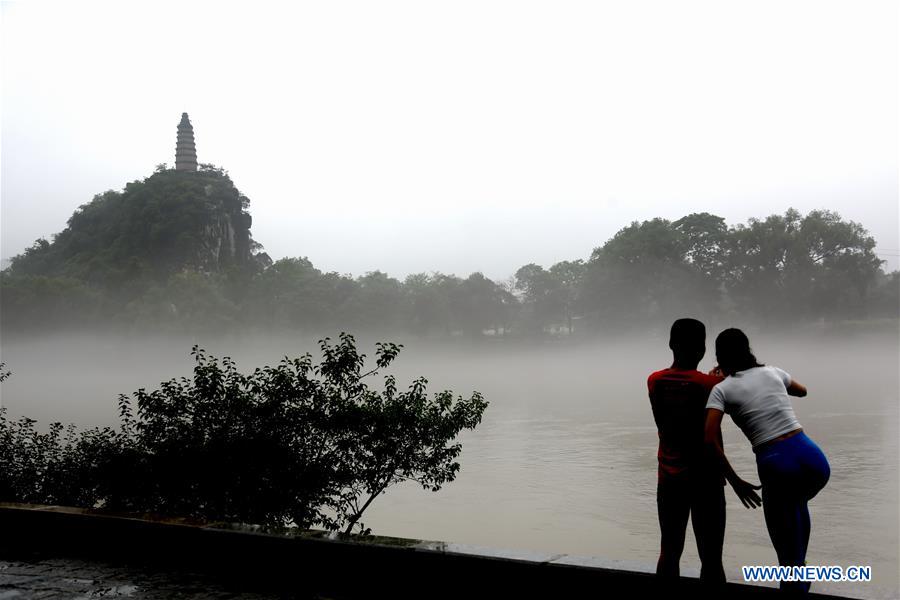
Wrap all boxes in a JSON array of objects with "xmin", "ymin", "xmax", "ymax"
[{"xmin": 0, "ymin": 335, "xmax": 487, "ymax": 535}]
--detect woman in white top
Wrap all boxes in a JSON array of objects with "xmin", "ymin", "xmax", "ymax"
[{"xmin": 704, "ymin": 328, "xmax": 830, "ymax": 595}]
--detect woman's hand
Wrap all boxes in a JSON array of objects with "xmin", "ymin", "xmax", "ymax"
[
  {"xmin": 728, "ymin": 476, "xmax": 763, "ymax": 509},
  {"xmin": 705, "ymin": 408, "xmax": 762, "ymax": 508},
  {"xmin": 708, "ymin": 366, "xmax": 724, "ymax": 378},
  {"xmin": 786, "ymin": 379, "xmax": 807, "ymax": 397}
]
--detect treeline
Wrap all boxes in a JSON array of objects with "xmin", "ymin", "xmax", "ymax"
[
  {"xmin": 1, "ymin": 166, "xmax": 896, "ymax": 335},
  {"xmin": 240, "ymin": 209, "xmax": 896, "ymax": 335}
]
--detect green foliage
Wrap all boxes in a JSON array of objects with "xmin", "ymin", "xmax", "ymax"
[
  {"xmin": 581, "ymin": 218, "xmax": 709, "ymax": 327},
  {"xmin": 2, "ymin": 167, "xmax": 265, "ymax": 333},
  {"xmin": 869, "ymin": 270, "xmax": 900, "ymax": 318},
  {"xmin": 0, "ymin": 411, "xmax": 121, "ymax": 507},
  {"xmin": 124, "ymin": 270, "xmax": 241, "ymax": 331},
  {"xmin": 721, "ymin": 209, "xmax": 882, "ymax": 322},
  {"xmin": 672, "ymin": 213, "xmax": 728, "ymax": 280},
  {"xmin": 549, "ymin": 260, "xmax": 586, "ymax": 333},
  {"xmin": 579, "ymin": 209, "xmax": 886, "ymax": 330},
  {"xmin": 0, "ymin": 335, "xmax": 488, "ymax": 535},
  {"xmin": 0, "ymin": 175, "xmax": 893, "ymax": 336},
  {"xmin": 5, "ymin": 169, "xmax": 258, "ymax": 286},
  {"xmin": 245, "ymin": 258, "xmax": 333, "ymax": 329},
  {"xmin": 338, "ymin": 271, "xmax": 407, "ymax": 331},
  {"xmin": 515, "ymin": 263, "xmax": 565, "ymax": 332},
  {"xmin": 0, "ymin": 272, "xmax": 103, "ymax": 331}
]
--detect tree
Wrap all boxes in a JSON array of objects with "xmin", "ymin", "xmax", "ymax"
[
  {"xmin": 796, "ymin": 210, "xmax": 882, "ymax": 319},
  {"xmin": 245, "ymin": 257, "xmax": 334, "ymax": 330},
  {"xmin": 0, "ymin": 335, "xmax": 488, "ymax": 536},
  {"xmin": 581, "ymin": 219, "xmax": 701, "ymax": 329},
  {"xmin": 672, "ymin": 213, "xmax": 728, "ymax": 281},
  {"xmin": 319, "ymin": 334, "xmax": 488, "ymax": 534},
  {"xmin": 869, "ymin": 270, "xmax": 900, "ymax": 319},
  {"xmin": 0, "ymin": 272, "xmax": 103, "ymax": 332},
  {"xmin": 548, "ymin": 260, "xmax": 585, "ymax": 333},
  {"xmin": 722, "ymin": 209, "xmax": 882, "ymax": 321},
  {"xmin": 2, "ymin": 167, "xmax": 263, "ymax": 332},
  {"xmin": 403, "ymin": 273, "xmax": 449, "ymax": 336},
  {"xmin": 451, "ymin": 273, "xmax": 514, "ymax": 336},
  {"xmin": 339, "ymin": 271, "xmax": 406, "ymax": 331},
  {"xmin": 514, "ymin": 263, "xmax": 564, "ymax": 333},
  {"xmin": 3, "ymin": 180, "xmax": 890, "ymax": 335}
]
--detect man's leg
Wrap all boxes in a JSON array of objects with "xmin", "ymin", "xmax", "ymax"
[
  {"xmin": 657, "ymin": 477, "xmax": 690, "ymax": 578},
  {"xmin": 692, "ymin": 479, "xmax": 726, "ymax": 586}
]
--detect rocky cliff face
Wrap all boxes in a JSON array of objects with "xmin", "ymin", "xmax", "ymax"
[{"xmin": 195, "ymin": 178, "xmax": 269, "ymax": 274}]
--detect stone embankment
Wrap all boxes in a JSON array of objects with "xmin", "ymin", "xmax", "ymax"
[{"xmin": 0, "ymin": 504, "xmax": 850, "ymax": 599}]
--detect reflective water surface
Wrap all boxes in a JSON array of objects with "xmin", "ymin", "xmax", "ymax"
[{"xmin": 1, "ymin": 332, "xmax": 897, "ymax": 598}]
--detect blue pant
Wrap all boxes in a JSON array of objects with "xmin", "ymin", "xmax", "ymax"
[{"xmin": 755, "ymin": 431, "xmax": 830, "ymax": 594}]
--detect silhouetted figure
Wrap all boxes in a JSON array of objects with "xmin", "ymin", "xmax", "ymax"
[
  {"xmin": 647, "ymin": 318, "xmax": 726, "ymax": 585},
  {"xmin": 704, "ymin": 328, "xmax": 830, "ymax": 595}
]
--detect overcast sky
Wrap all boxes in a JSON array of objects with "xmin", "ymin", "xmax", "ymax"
[{"xmin": 2, "ymin": 0, "xmax": 897, "ymax": 279}]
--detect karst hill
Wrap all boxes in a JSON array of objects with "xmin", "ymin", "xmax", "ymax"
[
  {"xmin": 1, "ymin": 164, "xmax": 271, "ymax": 332},
  {"xmin": 6, "ymin": 166, "xmax": 269, "ymax": 286}
]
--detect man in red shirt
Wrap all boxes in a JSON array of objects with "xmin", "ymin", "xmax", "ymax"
[{"xmin": 647, "ymin": 318, "xmax": 725, "ymax": 584}]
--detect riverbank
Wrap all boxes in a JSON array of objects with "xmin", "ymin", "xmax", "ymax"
[{"xmin": 0, "ymin": 503, "xmax": 853, "ymax": 599}]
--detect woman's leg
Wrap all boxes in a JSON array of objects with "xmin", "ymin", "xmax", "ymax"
[
  {"xmin": 757, "ymin": 433, "xmax": 830, "ymax": 594},
  {"xmin": 798, "ymin": 501, "xmax": 812, "ymax": 567},
  {"xmin": 796, "ymin": 434, "xmax": 831, "ymax": 567},
  {"xmin": 799, "ymin": 435, "xmax": 831, "ymax": 502},
  {"xmin": 757, "ymin": 444, "xmax": 811, "ymax": 593}
]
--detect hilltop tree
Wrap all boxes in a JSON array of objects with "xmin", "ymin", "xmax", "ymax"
[
  {"xmin": 7, "ymin": 169, "xmax": 263, "ymax": 287},
  {"xmin": 1, "ymin": 167, "xmax": 269, "ymax": 333}
]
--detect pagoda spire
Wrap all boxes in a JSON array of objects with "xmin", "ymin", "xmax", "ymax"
[{"xmin": 175, "ymin": 112, "xmax": 198, "ymax": 171}]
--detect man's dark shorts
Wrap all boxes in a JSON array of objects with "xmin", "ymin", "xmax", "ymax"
[{"xmin": 657, "ymin": 473, "xmax": 726, "ymax": 583}]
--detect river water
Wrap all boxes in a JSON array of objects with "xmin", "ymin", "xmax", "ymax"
[{"xmin": 1, "ymin": 332, "xmax": 897, "ymax": 598}]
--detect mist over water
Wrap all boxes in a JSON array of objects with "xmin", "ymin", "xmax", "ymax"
[{"xmin": 1, "ymin": 331, "xmax": 897, "ymax": 598}]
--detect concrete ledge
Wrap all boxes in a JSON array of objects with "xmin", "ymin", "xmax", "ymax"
[{"xmin": 0, "ymin": 503, "xmax": 849, "ymax": 599}]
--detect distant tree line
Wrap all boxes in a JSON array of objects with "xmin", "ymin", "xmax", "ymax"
[
  {"xmin": 0, "ymin": 166, "xmax": 896, "ymax": 335},
  {"xmin": 575, "ymin": 210, "xmax": 897, "ymax": 330}
]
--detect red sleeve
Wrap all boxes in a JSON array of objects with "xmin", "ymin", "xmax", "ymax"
[
  {"xmin": 698, "ymin": 372, "xmax": 724, "ymax": 393},
  {"xmin": 647, "ymin": 370, "xmax": 664, "ymax": 395}
]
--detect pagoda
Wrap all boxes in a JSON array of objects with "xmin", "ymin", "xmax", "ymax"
[{"xmin": 175, "ymin": 113, "xmax": 198, "ymax": 171}]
